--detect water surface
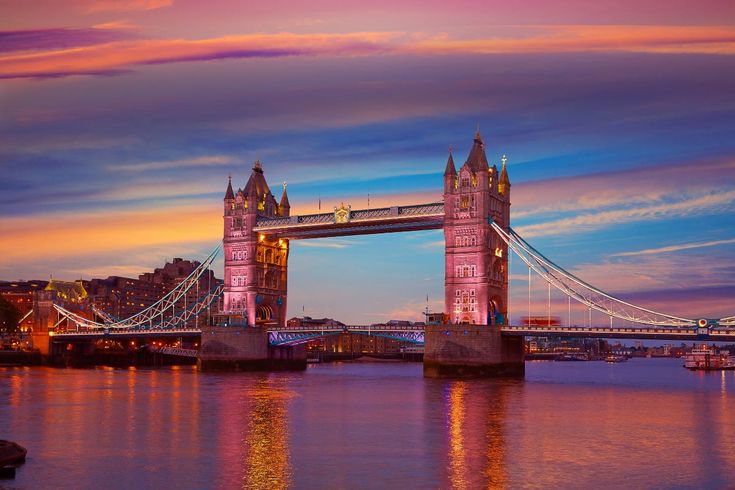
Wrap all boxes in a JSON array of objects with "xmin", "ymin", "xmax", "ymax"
[{"xmin": 2, "ymin": 359, "xmax": 734, "ymax": 489}]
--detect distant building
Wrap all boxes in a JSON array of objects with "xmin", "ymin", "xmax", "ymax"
[
  {"xmin": 0, "ymin": 281, "xmax": 47, "ymax": 331},
  {"xmin": 287, "ymin": 316, "xmax": 345, "ymax": 329}
]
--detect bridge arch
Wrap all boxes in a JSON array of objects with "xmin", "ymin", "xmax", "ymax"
[{"xmin": 256, "ymin": 305, "xmax": 274, "ymax": 323}]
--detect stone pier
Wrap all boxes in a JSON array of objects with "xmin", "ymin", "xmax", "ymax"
[
  {"xmin": 198, "ymin": 326, "xmax": 306, "ymax": 371},
  {"xmin": 423, "ymin": 324, "xmax": 524, "ymax": 378}
]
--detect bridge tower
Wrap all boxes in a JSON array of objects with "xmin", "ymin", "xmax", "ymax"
[
  {"xmin": 425, "ymin": 130, "xmax": 521, "ymax": 378},
  {"xmin": 443, "ymin": 130, "xmax": 510, "ymax": 325},
  {"xmin": 223, "ymin": 161, "xmax": 290, "ymax": 327}
]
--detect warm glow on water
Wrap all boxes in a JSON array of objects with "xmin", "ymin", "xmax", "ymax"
[{"xmin": 1, "ymin": 359, "xmax": 734, "ymax": 489}]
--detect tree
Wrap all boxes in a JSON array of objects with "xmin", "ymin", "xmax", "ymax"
[{"xmin": 0, "ymin": 295, "xmax": 21, "ymax": 334}]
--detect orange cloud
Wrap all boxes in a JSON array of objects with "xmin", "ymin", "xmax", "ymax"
[
  {"xmin": 2, "ymin": 25, "xmax": 734, "ymax": 79},
  {"xmin": 0, "ymin": 32, "xmax": 400, "ymax": 79},
  {"xmin": 83, "ymin": 0, "xmax": 173, "ymax": 13},
  {"xmin": 0, "ymin": 204, "xmax": 221, "ymax": 264},
  {"xmin": 410, "ymin": 25, "xmax": 735, "ymax": 55}
]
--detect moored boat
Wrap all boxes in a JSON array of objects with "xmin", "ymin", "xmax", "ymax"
[
  {"xmin": 0, "ymin": 440, "xmax": 27, "ymax": 467},
  {"xmin": 683, "ymin": 345, "xmax": 735, "ymax": 371}
]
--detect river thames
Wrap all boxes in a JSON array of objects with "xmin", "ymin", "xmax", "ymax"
[{"xmin": 2, "ymin": 359, "xmax": 734, "ymax": 489}]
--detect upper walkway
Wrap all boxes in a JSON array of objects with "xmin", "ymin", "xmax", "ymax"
[{"xmin": 253, "ymin": 202, "xmax": 444, "ymax": 239}]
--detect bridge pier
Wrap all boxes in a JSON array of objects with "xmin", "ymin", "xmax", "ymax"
[
  {"xmin": 423, "ymin": 325, "xmax": 524, "ymax": 378},
  {"xmin": 198, "ymin": 326, "xmax": 306, "ymax": 371}
]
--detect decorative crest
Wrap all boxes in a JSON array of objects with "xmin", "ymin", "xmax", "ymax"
[{"xmin": 334, "ymin": 202, "xmax": 351, "ymax": 224}]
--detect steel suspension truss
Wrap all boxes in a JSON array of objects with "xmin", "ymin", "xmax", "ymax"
[
  {"xmin": 53, "ymin": 245, "xmax": 221, "ymax": 331},
  {"xmin": 490, "ymin": 222, "xmax": 699, "ymax": 328},
  {"xmin": 268, "ymin": 329, "xmax": 425, "ymax": 346},
  {"xmin": 91, "ymin": 305, "xmax": 118, "ymax": 324}
]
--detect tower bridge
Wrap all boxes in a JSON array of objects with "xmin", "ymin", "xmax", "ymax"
[{"xmin": 35, "ymin": 129, "xmax": 735, "ymax": 376}]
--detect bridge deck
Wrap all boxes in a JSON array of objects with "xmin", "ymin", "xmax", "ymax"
[{"xmin": 48, "ymin": 324, "xmax": 735, "ymax": 342}]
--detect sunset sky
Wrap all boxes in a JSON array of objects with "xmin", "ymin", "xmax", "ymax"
[{"xmin": 1, "ymin": 0, "xmax": 734, "ymax": 324}]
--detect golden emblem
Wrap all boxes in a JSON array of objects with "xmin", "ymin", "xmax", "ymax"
[{"xmin": 334, "ymin": 202, "xmax": 351, "ymax": 223}]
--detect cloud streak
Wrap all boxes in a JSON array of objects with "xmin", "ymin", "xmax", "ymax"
[
  {"xmin": 0, "ymin": 27, "xmax": 136, "ymax": 53},
  {"xmin": 2, "ymin": 25, "xmax": 735, "ymax": 79},
  {"xmin": 612, "ymin": 238, "xmax": 735, "ymax": 257},
  {"xmin": 515, "ymin": 190, "xmax": 735, "ymax": 238},
  {"xmin": 108, "ymin": 155, "xmax": 233, "ymax": 172},
  {"xmin": 0, "ymin": 32, "xmax": 399, "ymax": 79}
]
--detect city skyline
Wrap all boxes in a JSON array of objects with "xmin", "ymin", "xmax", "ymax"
[{"xmin": 2, "ymin": 0, "xmax": 734, "ymax": 324}]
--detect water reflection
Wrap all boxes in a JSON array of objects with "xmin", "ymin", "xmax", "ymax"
[
  {"xmin": 446, "ymin": 382, "xmax": 467, "ymax": 488},
  {"xmin": 242, "ymin": 377, "xmax": 293, "ymax": 490},
  {"xmin": 443, "ymin": 380, "xmax": 513, "ymax": 489}
]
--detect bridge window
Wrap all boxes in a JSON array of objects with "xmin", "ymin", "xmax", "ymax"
[
  {"xmin": 461, "ymin": 177, "xmax": 470, "ymax": 188},
  {"xmin": 460, "ymin": 196, "xmax": 470, "ymax": 209}
]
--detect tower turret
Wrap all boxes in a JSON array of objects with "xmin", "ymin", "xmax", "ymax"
[
  {"xmin": 444, "ymin": 148, "xmax": 457, "ymax": 192},
  {"xmin": 245, "ymin": 162, "xmax": 260, "ymax": 210},
  {"xmin": 224, "ymin": 175, "xmax": 234, "ymax": 201},
  {"xmin": 498, "ymin": 155, "xmax": 510, "ymax": 196},
  {"xmin": 279, "ymin": 182, "xmax": 290, "ymax": 217}
]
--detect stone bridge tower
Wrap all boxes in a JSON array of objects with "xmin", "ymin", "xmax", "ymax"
[
  {"xmin": 443, "ymin": 131, "xmax": 511, "ymax": 326},
  {"xmin": 223, "ymin": 161, "xmax": 290, "ymax": 327}
]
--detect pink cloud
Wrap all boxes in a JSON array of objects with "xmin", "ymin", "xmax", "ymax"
[
  {"xmin": 83, "ymin": 0, "xmax": 173, "ymax": 13},
  {"xmin": 2, "ymin": 25, "xmax": 734, "ymax": 80}
]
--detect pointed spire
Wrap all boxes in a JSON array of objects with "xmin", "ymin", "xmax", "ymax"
[
  {"xmin": 498, "ymin": 154, "xmax": 510, "ymax": 195},
  {"xmin": 465, "ymin": 128, "xmax": 489, "ymax": 171},
  {"xmin": 224, "ymin": 174, "xmax": 234, "ymax": 200},
  {"xmin": 279, "ymin": 181, "xmax": 290, "ymax": 209},
  {"xmin": 444, "ymin": 146, "xmax": 457, "ymax": 176}
]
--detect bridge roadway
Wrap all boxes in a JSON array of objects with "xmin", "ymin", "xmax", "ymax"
[{"xmin": 48, "ymin": 323, "xmax": 735, "ymax": 342}]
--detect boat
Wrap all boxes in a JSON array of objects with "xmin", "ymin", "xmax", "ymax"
[
  {"xmin": 605, "ymin": 355, "xmax": 628, "ymax": 363},
  {"xmin": 683, "ymin": 345, "xmax": 735, "ymax": 371},
  {"xmin": 555, "ymin": 353, "xmax": 589, "ymax": 362},
  {"xmin": 0, "ymin": 440, "xmax": 27, "ymax": 477}
]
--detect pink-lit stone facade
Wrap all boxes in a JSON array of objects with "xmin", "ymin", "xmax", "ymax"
[
  {"xmin": 443, "ymin": 132, "xmax": 510, "ymax": 325},
  {"xmin": 223, "ymin": 161, "xmax": 289, "ymax": 327}
]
